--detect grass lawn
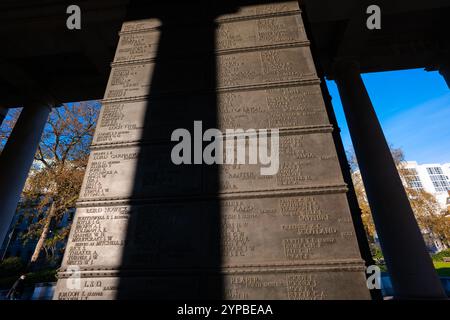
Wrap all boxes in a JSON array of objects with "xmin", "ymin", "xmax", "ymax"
[{"xmin": 434, "ymin": 262, "xmax": 450, "ymax": 277}]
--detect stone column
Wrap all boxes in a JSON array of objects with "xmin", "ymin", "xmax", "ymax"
[
  {"xmin": 54, "ymin": 1, "xmax": 371, "ymax": 300},
  {"xmin": 0, "ymin": 107, "xmax": 7, "ymax": 127},
  {"xmin": 0, "ymin": 104, "xmax": 51, "ymax": 247},
  {"xmin": 333, "ymin": 59, "xmax": 446, "ymax": 299}
]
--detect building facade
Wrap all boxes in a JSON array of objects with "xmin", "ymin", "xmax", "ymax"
[
  {"xmin": 404, "ymin": 161, "xmax": 450, "ymax": 209},
  {"xmin": 403, "ymin": 161, "xmax": 450, "ymax": 253}
]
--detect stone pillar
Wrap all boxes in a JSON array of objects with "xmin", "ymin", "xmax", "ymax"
[
  {"xmin": 0, "ymin": 107, "xmax": 7, "ymax": 127},
  {"xmin": 334, "ymin": 59, "xmax": 446, "ymax": 299},
  {"xmin": 54, "ymin": 1, "xmax": 371, "ymax": 300},
  {"xmin": 0, "ymin": 104, "xmax": 51, "ymax": 247}
]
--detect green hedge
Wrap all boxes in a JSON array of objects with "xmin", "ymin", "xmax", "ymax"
[
  {"xmin": 24, "ymin": 269, "xmax": 57, "ymax": 286},
  {"xmin": 0, "ymin": 257, "xmax": 57, "ymax": 289},
  {"xmin": 0, "ymin": 269, "xmax": 57, "ymax": 289},
  {"xmin": 432, "ymin": 249, "xmax": 450, "ymax": 262},
  {"xmin": 0, "ymin": 257, "xmax": 25, "ymax": 278}
]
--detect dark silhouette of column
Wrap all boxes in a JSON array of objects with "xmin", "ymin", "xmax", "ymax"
[
  {"xmin": 0, "ymin": 104, "xmax": 51, "ymax": 247},
  {"xmin": 439, "ymin": 62, "xmax": 450, "ymax": 89},
  {"xmin": 334, "ymin": 59, "xmax": 446, "ymax": 299},
  {"xmin": 0, "ymin": 107, "xmax": 7, "ymax": 127}
]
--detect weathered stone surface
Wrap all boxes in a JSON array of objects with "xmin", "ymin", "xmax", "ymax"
[
  {"xmin": 105, "ymin": 47, "xmax": 317, "ymax": 100},
  {"xmin": 82, "ymin": 133, "xmax": 342, "ymax": 201},
  {"xmin": 79, "ymin": 145, "xmax": 200, "ymax": 200},
  {"xmin": 114, "ymin": 15, "xmax": 306, "ymax": 62},
  {"xmin": 92, "ymin": 101, "xmax": 147, "ymax": 145},
  {"xmin": 222, "ymin": 270, "xmax": 371, "ymax": 300},
  {"xmin": 114, "ymin": 31, "xmax": 161, "ymax": 63},
  {"xmin": 210, "ymin": 132, "xmax": 343, "ymax": 193},
  {"xmin": 121, "ymin": 19, "xmax": 162, "ymax": 33},
  {"xmin": 216, "ymin": 14, "xmax": 306, "ymax": 50},
  {"xmin": 118, "ymin": 2, "xmax": 301, "ymax": 35},
  {"xmin": 55, "ymin": 1, "xmax": 370, "ymax": 300},
  {"xmin": 54, "ymin": 270, "xmax": 370, "ymax": 300},
  {"xmin": 217, "ymin": 85, "xmax": 328, "ymax": 129},
  {"xmin": 94, "ymin": 84, "xmax": 328, "ymax": 146},
  {"xmin": 217, "ymin": 1, "xmax": 301, "ymax": 21},
  {"xmin": 217, "ymin": 47, "xmax": 317, "ymax": 87},
  {"xmin": 60, "ymin": 193, "xmax": 361, "ymax": 270}
]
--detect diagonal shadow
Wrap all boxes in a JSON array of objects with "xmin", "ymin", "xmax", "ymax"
[
  {"xmin": 115, "ymin": 0, "xmax": 241, "ymax": 299},
  {"xmin": 110, "ymin": 0, "xmax": 372, "ymax": 300}
]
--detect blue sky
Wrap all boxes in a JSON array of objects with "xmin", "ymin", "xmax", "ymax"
[{"xmin": 326, "ymin": 69, "xmax": 450, "ymax": 164}]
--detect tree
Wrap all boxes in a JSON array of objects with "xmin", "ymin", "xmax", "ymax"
[
  {"xmin": 6, "ymin": 101, "xmax": 100, "ymax": 268},
  {"xmin": 347, "ymin": 150, "xmax": 376, "ymax": 242},
  {"xmin": 396, "ymin": 149, "xmax": 450, "ymax": 248},
  {"xmin": 349, "ymin": 147, "xmax": 450, "ymax": 250}
]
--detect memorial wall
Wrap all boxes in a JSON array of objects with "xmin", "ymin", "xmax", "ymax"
[{"xmin": 54, "ymin": 1, "xmax": 370, "ymax": 299}]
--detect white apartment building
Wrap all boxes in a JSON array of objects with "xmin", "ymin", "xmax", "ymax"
[
  {"xmin": 404, "ymin": 161, "xmax": 450, "ymax": 209},
  {"xmin": 370, "ymin": 161, "xmax": 450, "ymax": 254}
]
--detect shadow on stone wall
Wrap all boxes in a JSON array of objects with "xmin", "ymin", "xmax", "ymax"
[{"xmin": 115, "ymin": 0, "xmax": 241, "ymax": 299}]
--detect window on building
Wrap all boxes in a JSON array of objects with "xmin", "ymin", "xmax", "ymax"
[
  {"xmin": 430, "ymin": 174, "xmax": 450, "ymax": 192},
  {"xmin": 432, "ymin": 180, "xmax": 450, "ymax": 192},
  {"xmin": 404, "ymin": 168, "xmax": 424, "ymax": 190},
  {"xmin": 426, "ymin": 167, "xmax": 450, "ymax": 192},
  {"xmin": 427, "ymin": 167, "xmax": 444, "ymax": 175},
  {"xmin": 410, "ymin": 181, "xmax": 424, "ymax": 189}
]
